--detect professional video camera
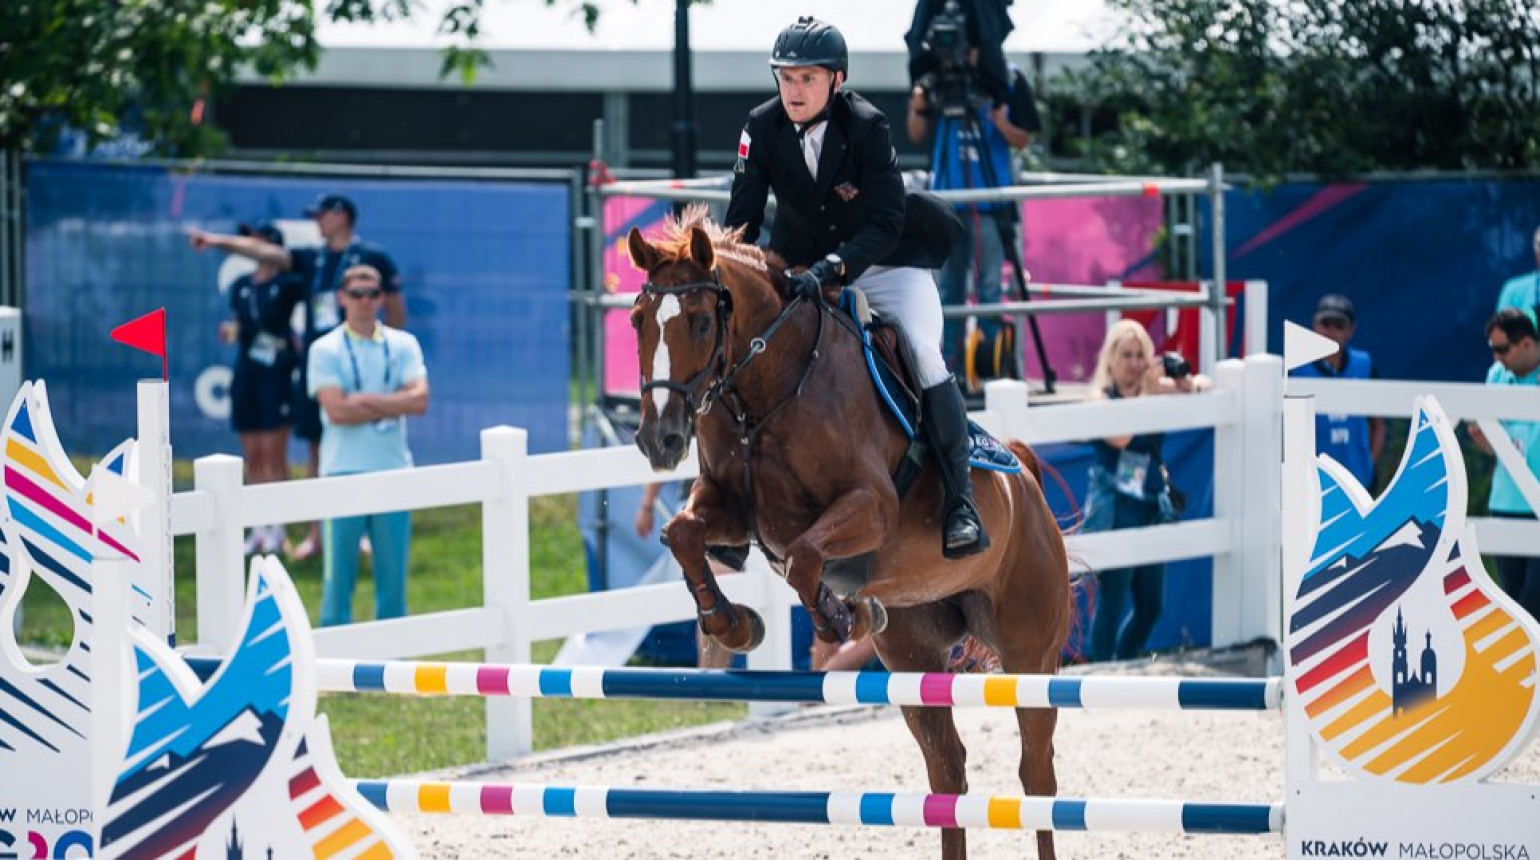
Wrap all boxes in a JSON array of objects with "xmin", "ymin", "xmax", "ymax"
[
  {"xmin": 915, "ymin": 1, "xmax": 977, "ymax": 119},
  {"xmin": 905, "ymin": 0, "xmax": 1014, "ymax": 117}
]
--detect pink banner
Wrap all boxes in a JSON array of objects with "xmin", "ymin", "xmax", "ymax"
[
  {"xmin": 603, "ymin": 197, "xmax": 667, "ymax": 396},
  {"xmin": 1019, "ymin": 196, "xmax": 1163, "ymax": 384}
]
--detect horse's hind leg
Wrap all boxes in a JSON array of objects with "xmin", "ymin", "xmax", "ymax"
[
  {"xmin": 991, "ymin": 588, "xmax": 1070, "ymax": 859},
  {"xmin": 874, "ymin": 603, "xmax": 971, "ymax": 860},
  {"xmin": 663, "ymin": 478, "xmax": 762, "ymax": 652}
]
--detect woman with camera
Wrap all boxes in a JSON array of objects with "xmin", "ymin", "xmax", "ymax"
[{"xmin": 1083, "ymin": 319, "xmax": 1210, "ymax": 662}]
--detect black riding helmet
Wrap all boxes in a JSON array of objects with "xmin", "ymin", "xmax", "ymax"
[{"xmin": 768, "ymin": 16, "xmax": 849, "ymax": 77}]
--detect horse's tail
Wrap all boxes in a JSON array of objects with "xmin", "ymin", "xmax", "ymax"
[{"xmin": 1005, "ymin": 436, "xmax": 1086, "ymax": 664}]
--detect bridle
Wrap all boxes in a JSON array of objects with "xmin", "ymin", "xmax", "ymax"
[
  {"xmin": 637, "ymin": 270, "xmax": 733, "ymax": 416},
  {"xmin": 637, "ymin": 267, "xmax": 821, "ymax": 420}
]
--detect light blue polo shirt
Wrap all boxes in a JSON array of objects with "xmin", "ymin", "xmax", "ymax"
[
  {"xmin": 307, "ymin": 323, "xmax": 427, "ymax": 477},
  {"xmin": 1497, "ymin": 271, "xmax": 1539, "ymax": 317},
  {"xmin": 1484, "ymin": 360, "xmax": 1540, "ymax": 515}
]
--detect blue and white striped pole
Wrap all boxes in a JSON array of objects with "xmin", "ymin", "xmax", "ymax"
[
  {"xmin": 184, "ymin": 656, "xmax": 1281, "ymax": 711},
  {"xmin": 355, "ymin": 779, "xmax": 1284, "ymax": 835}
]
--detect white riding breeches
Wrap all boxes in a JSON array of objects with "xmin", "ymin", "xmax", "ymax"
[{"xmin": 851, "ymin": 265, "xmax": 951, "ymax": 389}]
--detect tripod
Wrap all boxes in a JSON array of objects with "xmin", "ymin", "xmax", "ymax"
[{"xmin": 936, "ymin": 96, "xmax": 1057, "ymax": 394}]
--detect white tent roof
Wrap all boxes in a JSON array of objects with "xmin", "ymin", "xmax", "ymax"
[
  {"xmin": 292, "ymin": 0, "xmax": 1122, "ymax": 90},
  {"xmin": 319, "ymin": 0, "xmax": 1122, "ymax": 53}
]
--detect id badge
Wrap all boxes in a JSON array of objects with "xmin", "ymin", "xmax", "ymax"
[
  {"xmin": 1114, "ymin": 448, "xmax": 1152, "ymax": 500},
  {"xmin": 247, "ymin": 332, "xmax": 284, "ymax": 367},
  {"xmin": 312, "ymin": 294, "xmax": 340, "ymax": 331}
]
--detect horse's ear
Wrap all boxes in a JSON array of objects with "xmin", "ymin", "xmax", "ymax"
[
  {"xmin": 627, "ymin": 226, "xmax": 660, "ymax": 272},
  {"xmin": 689, "ymin": 227, "xmax": 715, "ymax": 272}
]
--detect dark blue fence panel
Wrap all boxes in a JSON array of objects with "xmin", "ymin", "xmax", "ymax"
[
  {"xmin": 24, "ymin": 160, "xmax": 571, "ymax": 462},
  {"xmin": 1211, "ymin": 178, "xmax": 1540, "ymax": 383}
]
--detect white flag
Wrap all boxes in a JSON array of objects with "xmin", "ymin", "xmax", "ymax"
[{"xmin": 87, "ymin": 465, "xmax": 154, "ymax": 530}]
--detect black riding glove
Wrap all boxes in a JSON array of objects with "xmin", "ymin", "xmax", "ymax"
[
  {"xmin": 787, "ymin": 270, "xmax": 824, "ymax": 301},
  {"xmin": 790, "ymin": 258, "xmax": 843, "ymax": 301}
]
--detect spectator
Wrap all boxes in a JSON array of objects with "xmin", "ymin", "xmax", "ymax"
[
  {"xmin": 1289, "ymin": 294, "xmax": 1386, "ymax": 492},
  {"xmin": 189, "ymin": 193, "xmax": 404, "ymax": 562},
  {"xmin": 1496, "ymin": 224, "xmax": 1540, "ymax": 321},
  {"xmin": 1466, "ymin": 308, "xmax": 1540, "ymax": 621},
  {"xmin": 307, "ymin": 265, "xmax": 428, "ymax": 626},
  {"xmin": 221, "ymin": 223, "xmax": 305, "ymax": 554},
  {"xmin": 906, "ymin": 51, "xmax": 1040, "ymax": 384},
  {"xmin": 1084, "ymin": 319, "xmax": 1210, "ymax": 662}
]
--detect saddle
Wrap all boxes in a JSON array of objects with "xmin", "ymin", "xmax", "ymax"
[
  {"xmin": 706, "ymin": 289, "xmax": 1021, "ymax": 591},
  {"xmin": 838, "ymin": 289, "xmax": 1022, "ymax": 475}
]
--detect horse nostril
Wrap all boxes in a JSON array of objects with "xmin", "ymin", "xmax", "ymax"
[{"xmin": 661, "ymin": 432, "xmax": 686, "ymax": 458}]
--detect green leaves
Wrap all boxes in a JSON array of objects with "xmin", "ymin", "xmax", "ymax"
[
  {"xmin": 0, "ymin": 0, "xmax": 646, "ymax": 157},
  {"xmin": 1061, "ymin": 0, "xmax": 1540, "ymax": 179}
]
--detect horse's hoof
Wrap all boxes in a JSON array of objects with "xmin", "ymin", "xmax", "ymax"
[
  {"xmin": 850, "ymin": 596, "xmax": 887, "ymax": 640},
  {"xmin": 721, "ymin": 604, "xmax": 766, "ymax": 653}
]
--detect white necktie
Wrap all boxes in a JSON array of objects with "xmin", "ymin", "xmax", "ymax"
[{"xmin": 802, "ymin": 129, "xmax": 821, "ymax": 180}]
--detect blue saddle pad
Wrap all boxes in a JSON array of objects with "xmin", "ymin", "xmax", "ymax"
[{"xmin": 840, "ymin": 290, "xmax": 1021, "ymax": 475}]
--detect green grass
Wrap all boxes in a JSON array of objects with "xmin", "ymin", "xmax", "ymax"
[{"xmin": 16, "ymin": 478, "xmax": 743, "ymax": 777}]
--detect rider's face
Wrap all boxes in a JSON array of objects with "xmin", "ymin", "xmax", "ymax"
[{"xmin": 777, "ymin": 66, "xmax": 840, "ymax": 124}]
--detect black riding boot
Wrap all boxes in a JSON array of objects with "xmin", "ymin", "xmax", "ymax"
[{"xmin": 921, "ymin": 378, "xmax": 990, "ymax": 559}]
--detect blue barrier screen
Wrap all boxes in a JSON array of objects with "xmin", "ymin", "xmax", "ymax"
[{"xmin": 24, "ymin": 160, "xmax": 571, "ymax": 462}]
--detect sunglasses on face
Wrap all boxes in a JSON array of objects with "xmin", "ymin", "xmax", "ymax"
[
  {"xmin": 345, "ymin": 287, "xmax": 383, "ymax": 300},
  {"xmin": 1490, "ymin": 340, "xmax": 1513, "ymax": 356},
  {"xmin": 1315, "ymin": 317, "xmax": 1349, "ymax": 331}
]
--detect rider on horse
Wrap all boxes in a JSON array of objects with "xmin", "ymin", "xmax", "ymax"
[{"xmin": 724, "ymin": 16, "xmax": 989, "ymax": 559}]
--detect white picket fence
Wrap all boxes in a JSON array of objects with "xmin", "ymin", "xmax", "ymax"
[{"xmin": 168, "ymin": 354, "xmax": 1540, "ymax": 761}]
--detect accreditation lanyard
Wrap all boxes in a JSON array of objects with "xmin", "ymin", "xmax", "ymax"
[
  {"xmin": 311, "ymin": 243, "xmax": 361, "ymax": 330},
  {"xmin": 342, "ymin": 331, "xmax": 392, "ymax": 393}
]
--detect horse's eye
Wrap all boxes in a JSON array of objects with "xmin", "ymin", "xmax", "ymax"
[{"xmin": 691, "ymin": 314, "xmax": 712, "ymax": 339}]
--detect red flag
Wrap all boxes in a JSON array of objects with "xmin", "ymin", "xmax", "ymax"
[{"xmin": 111, "ymin": 308, "xmax": 168, "ymax": 381}]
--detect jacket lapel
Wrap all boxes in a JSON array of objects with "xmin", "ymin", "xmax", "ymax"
[
  {"xmin": 814, "ymin": 121, "xmax": 847, "ymax": 202},
  {"xmin": 777, "ymin": 123, "xmax": 815, "ymax": 193}
]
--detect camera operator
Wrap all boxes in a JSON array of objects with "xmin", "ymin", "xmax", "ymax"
[{"xmin": 906, "ymin": 48, "xmax": 1041, "ymax": 384}]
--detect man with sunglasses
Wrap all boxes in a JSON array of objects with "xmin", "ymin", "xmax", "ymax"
[
  {"xmin": 1468, "ymin": 308, "xmax": 1540, "ymax": 621},
  {"xmin": 306, "ymin": 265, "xmax": 429, "ymax": 627},
  {"xmin": 1289, "ymin": 294, "xmax": 1385, "ymax": 492}
]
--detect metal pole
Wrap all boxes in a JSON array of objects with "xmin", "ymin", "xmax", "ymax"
[
  {"xmin": 1209, "ymin": 163, "xmax": 1228, "ymax": 362},
  {"xmin": 671, "ymin": 0, "xmax": 698, "ymax": 181},
  {"xmin": 588, "ymin": 120, "xmax": 611, "ymax": 591},
  {"xmin": 570, "ymin": 167, "xmax": 589, "ymax": 448}
]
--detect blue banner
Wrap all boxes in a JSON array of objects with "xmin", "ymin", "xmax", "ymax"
[
  {"xmin": 24, "ymin": 160, "xmax": 572, "ymax": 463},
  {"xmin": 1214, "ymin": 178, "xmax": 1540, "ymax": 382}
]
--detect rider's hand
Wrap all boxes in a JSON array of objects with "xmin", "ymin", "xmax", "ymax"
[
  {"xmin": 787, "ymin": 270, "xmax": 824, "ymax": 301},
  {"xmin": 186, "ymin": 228, "xmax": 212, "ymax": 251}
]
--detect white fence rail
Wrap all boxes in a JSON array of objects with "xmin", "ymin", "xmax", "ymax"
[{"xmin": 169, "ymin": 356, "xmax": 1537, "ymax": 762}]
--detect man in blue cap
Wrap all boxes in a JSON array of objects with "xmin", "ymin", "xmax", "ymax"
[{"xmin": 188, "ymin": 190, "xmax": 404, "ymax": 560}]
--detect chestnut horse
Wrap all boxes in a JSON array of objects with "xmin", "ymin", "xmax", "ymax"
[{"xmin": 628, "ymin": 207, "xmax": 1071, "ymax": 859}]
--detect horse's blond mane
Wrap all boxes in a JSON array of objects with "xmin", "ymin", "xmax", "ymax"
[{"xmin": 654, "ymin": 203, "xmax": 767, "ymax": 272}]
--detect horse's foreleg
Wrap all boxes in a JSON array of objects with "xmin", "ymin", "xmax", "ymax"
[
  {"xmin": 783, "ymin": 486, "xmax": 895, "ymax": 644},
  {"xmin": 662, "ymin": 479, "xmax": 763, "ymax": 653}
]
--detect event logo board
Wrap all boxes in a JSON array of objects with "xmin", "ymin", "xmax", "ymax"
[{"xmin": 1286, "ymin": 397, "xmax": 1540, "ymax": 858}]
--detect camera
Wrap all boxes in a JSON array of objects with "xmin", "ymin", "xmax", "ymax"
[
  {"xmin": 1161, "ymin": 352, "xmax": 1191, "ymax": 380},
  {"xmin": 915, "ymin": 1, "xmax": 978, "ymax": 119}
]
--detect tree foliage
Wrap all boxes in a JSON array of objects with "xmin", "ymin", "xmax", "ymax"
[
  {"xmin": 1061, "ymin": 0, "xmax": 1540, "ymax": 179},
  {"xmin": 0, "ymin": 0, "xmax": 617, "ymax": 156}
]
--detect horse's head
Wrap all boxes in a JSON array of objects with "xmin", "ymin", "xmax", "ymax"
[{"xmin": 628, "ymin": 220, "xmax": 728, "ymax": 471}]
